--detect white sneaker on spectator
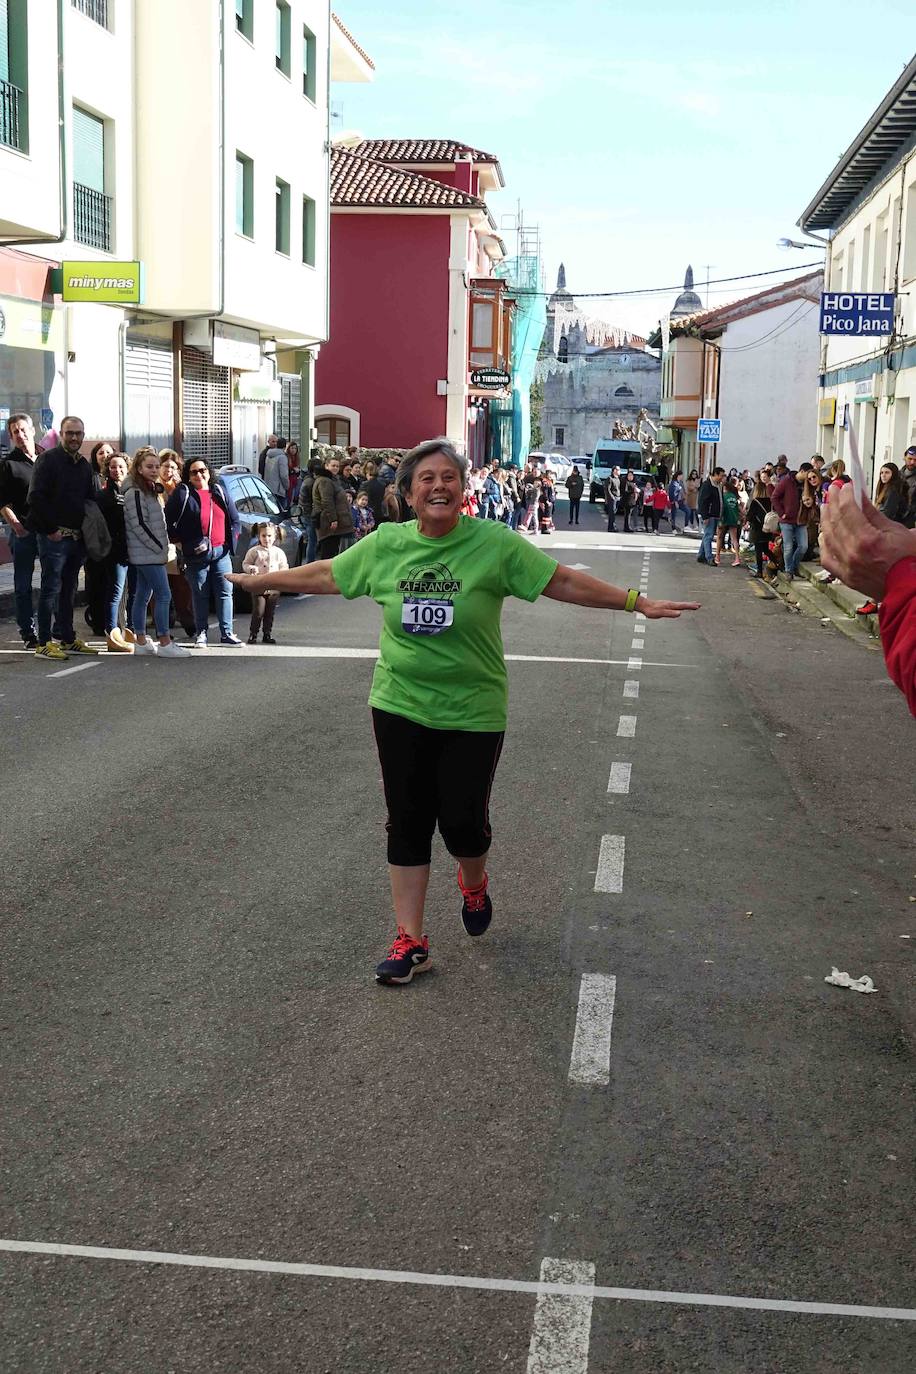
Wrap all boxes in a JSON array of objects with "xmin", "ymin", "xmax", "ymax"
[
  {"xmin": 193, "ymin": 632, "xmax": 208, "ymax": 648},
  {"xmin": 158, "ymin": 641, "xmax": 187, "ymax": 658},
  {"xmin": 134, "ymin": 640, "xmax": 158, "ymax": 655}
]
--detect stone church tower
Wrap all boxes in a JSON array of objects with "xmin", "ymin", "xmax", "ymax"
[{"xmin": 539, "ymin": 264, "xmax": 661, "ymax": 458}]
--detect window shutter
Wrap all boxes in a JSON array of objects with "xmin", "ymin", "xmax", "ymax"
[
  {"xmin": 73, "ymin": 106, "xmax": 104, "ymax": 191},
  {"xmin": 182, "ymin": 348, "xmax": 231, "ymax": 468},
  {"xmin": 0, "ymin": 0, "xmax": 10, "ymax": 84}
]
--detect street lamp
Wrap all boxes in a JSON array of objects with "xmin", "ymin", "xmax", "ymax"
[{"xmin": 777, "ymin": 236, "xmax": 828, "ymax": 251}]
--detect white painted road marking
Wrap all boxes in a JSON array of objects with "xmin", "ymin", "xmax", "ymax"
[
  {"xmin": 623, "ymin": 679, "xmax": 639, "ymax": 698},
  {"xmin": 617, "ymin": 714, "xmax": 636, "ymax": 738},
  {"xmin": 626, "ymin": 656, "xmax": 643, "ymax": 670},
  {"xmin": 46, "ymin": 662, "xmax": 100, "ymax": 679},
  {"xmin": 0, "ymin": 1239, "xmax": 910, "ymax": 1321},
  {"xmin": 568, "ymin": 974, "xmax": 618, "ymax": 1087},
  {"xmin": 607, "ymin": 763, "xmax": 631, "ymax": 794},
  {"xmin": 565, "ymin": 563, "xmax": 591, "ymax": 571},
  {"xmin": 595, "ymin": 834, "xmax": 625, "ymax": 892},
  {"xmin": 631, "ymin": 638, "xmax": 645, "ymax": 651},
  {"xmin": 527, "ymin": 1257, "xmax": 596, "ymax": 1373}
]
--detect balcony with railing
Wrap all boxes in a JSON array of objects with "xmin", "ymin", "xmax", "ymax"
[
  {"xmin": 72, "ymin": 0, "xmax": 110, "ymax": 27},
  {"xmin": 73, "ymin": 182, "xmax": 112, "ymax": 251},
  {"xmin": 0, "ymin": 78, "xmax": 23, "ymax": 151}
]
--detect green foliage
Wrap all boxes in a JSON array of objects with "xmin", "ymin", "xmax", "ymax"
[{"xmin": 529, "ymin": 379, "xmax": 544, "ymax": 448}]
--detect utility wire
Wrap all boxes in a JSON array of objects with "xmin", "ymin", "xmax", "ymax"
[
  {"xmin": 714, "ymin": 302, "xmax": 818, "ymax": 353},
  {"xmin": 513, "ymin": 261, "xmax": 825, "ymax": 301}
]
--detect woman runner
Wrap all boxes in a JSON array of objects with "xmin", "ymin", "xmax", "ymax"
[{"xmin": 228, "ymin": 437, "xmax": 699, "ymax": 985}]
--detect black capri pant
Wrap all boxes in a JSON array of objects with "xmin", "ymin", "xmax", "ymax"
[{"xmin": 372, "ymin": 708, "xmax": 505, "ymax": 866}]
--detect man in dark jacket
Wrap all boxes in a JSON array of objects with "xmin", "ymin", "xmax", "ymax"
[
  {"xmin": 26, "ymin": 415, "xmax": 98, "ymax": 660},
  {"xmin": 565, "ymin": 465, "xmax": 584, "ymax": 525},
  {"xmin": 296, "ymin": 456, "xmax": 321, "ymax": 563},
  {"xmin": 0, "ymin": 413, "xmax": 40, "ymax": 645},
  {"xmin": 697, "ymin": 466, "xmax": 724, "ymax": 564},
  {"xmin": 605, "ymin": 466, "xmax": 621, "ymax": 531},
  {"xmin": 902, "ymin": 446, "xmax": 916, "ymax": 529}
]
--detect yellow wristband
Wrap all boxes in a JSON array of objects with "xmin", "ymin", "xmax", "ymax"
[{"xmin": 624, "ymin": 588, "xmax": 639, "ymax": 612}]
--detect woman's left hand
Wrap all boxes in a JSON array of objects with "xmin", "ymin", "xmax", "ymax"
[{"xmin": 638, "ymin": 595, "xmax": 701, "ymax": 619}]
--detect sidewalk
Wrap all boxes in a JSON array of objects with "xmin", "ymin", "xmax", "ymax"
[{"xmin": 743, "ymin": 549, "xmax": 882, "ymax": 648}]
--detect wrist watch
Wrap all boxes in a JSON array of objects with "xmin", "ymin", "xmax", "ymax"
[{"xmin": 624, "ymin": 588, "xmax": 639, "ymax": 612}]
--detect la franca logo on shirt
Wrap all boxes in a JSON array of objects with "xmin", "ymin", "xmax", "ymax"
[{"xmin": 397, "ymin": 562, "xmax": 462, "ymax": 597}]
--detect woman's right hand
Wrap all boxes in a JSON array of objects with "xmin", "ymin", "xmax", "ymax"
[{"xmin": 228, "ymin": 571, "xmax": 266, "ymax": 592}]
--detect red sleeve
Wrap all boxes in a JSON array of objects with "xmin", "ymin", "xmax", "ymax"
[{"xmin": 878, "ymin": 556, "xmax": 916, "ymax": 718}]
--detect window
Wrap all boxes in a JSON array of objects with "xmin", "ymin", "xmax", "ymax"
[
  {"xmin": 557, "ymin": 335, "xmax": 568, "ymax": 363},
  {"xmin": 554, "ymin": 427, "xmax": 565, "ymax": 446},
  {"xmin": 72, "ymin": 0, "xmax": 110, "ymax": 27},
  {"xmin": 845, "ymin": 237, "xmax": 856, "ymax": 292},
  {"xmin": 72, "ymin": 104, "xmax": 110, "ymax": 250},
  {"xmin": 830, "ymin": 251, "xmax": 843, "ymax": 292},
  {"xmin": 874, "ymin": 210, "xmax": 889, "ymax": 291},
  {"xmin": 903, "ymin": 183, "xmax": 916, "ymax": 281},
  {"xmin": 0, "ymin": 0, "xmax": 27, "ymax": 151},
  {"xmin": 303, "ymin": 23, "xmax": 316, "ymax": 100},
  {"xmin": 235, "ymin": 0, "xmax": 253, "ymax": 41},
  {"xmin": 468, "ymin": 279, "xmax": 508, "ymax": 369},
  {"xmin": 275, "ymin": 1, "xmax": 290, "ymax": 75},
  {"xmin": 302, "ymin": 193, "xmax": 316, "ymax": 267},
  {"xmin": 235, "ymin": 152, "xmax": 253, "ymax": 237},
  {"xmin": 275, "ymin": 177, "xmax": 290, "ymax": 254},
  {"xmin": 317, "ymin": 417, "xmax": 350, "ymax": 445},
  {"xmin": 614, "ymin": 383, "xmax": 634, "ymax": 397},
  {"xmin": 861, "ymin": 224, "xmax": 871, "ymax": 292}
]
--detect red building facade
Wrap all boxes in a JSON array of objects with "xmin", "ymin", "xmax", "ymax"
[{"xmin": 315, "ymin": 140, "xmax": 510, "ymax": 458}]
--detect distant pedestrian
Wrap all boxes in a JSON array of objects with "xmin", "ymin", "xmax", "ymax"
[
  {"xmin": 715, "ymin": 476, "xmax": 742, "ymax": 566},
  {"xmin": 122, "ymin": 447, "xmax": 186, "ymax": 657},
  {"xmin": 258, "ymin": 434, "xmax": 278, "ymax": 479},
  {"xmin": 158, "ymin": 449, "xmax": 196, "ymax": 638},
  {"xmin": 684, "ymin": 468, "xmax": 700, "ymax": 528},
  {"xmin": 902, "ymin": 446, "xmax": 916, "ymax": 528},
  {"xmin": 697, "ymin": 466, "xmax": 725, "ymax": 565},
  {"xmin": 619, "ymin": 471, "xmax": 638, "ymax": 533},
  {"xmin": 0, "ymin": 412, "xmax": 40, "ymax": 647},
  {"xmin": 352, "ymin": 489, "xmax": 376, "ymax": 540},
  {"xmin": 96, "ymin": 451, "xmax": 132, "ymax": 651},
  {"xmin": 746, "ymin": 476, "xmax": 775, "ymax": 579},
  {"xmin": 772, "ymin": 460, "xmax": 814, "ymax": 578},
  {"xmin": 84, "ymin": 442, "xmax": 115, "ymax": 635},
  {"xmin": 605, "ymin": 465, "xmax": 621, "ymax": 531},
  {"xmin": 667, "ymin": 470, "xmax": 685, "ymax": 532},
  {"xmin": 26, "ymin": 414, "xmax": 99, "ymax": 661},
  {"xmin": 263, "ymin": 437, "xmax": 290, "ymax": 510},
  {"xmin": 243, "ymin": 521, "xmax": 288, "ymax": 643},
  {"xmin": 166, "ymin": 458, "xmax": 243, "ymax": 646},
  {"xmin": 286, "ymin": 442, "xmax": 302, "ymax": 505},
  {"xmin": 641, "ymin": 479, "xmax": 657, "ymax": 532},
  {"xmin": 565, "ymin": 465, "xmax": 584, "ymax": 525},
  {"xmin": 312, "ymin": 454, "xmax": 354, "ymax": 557}
]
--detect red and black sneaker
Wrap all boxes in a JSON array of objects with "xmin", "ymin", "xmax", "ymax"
[
  {"xmin": 375, "ymin": 926, "xmax": 430, "ymax": 985},
  {"xmin": 458, "ymin": 868, "xmax": 493, "ymax": 937}
]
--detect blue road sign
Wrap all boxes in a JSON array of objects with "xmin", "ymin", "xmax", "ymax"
[
  {"xmin": 819, "ymin": 292, "xmax": 895, "ymax": 336},
  {"xmin": 697, "ymin": 418, "xmax": 721, "ymax": 443}
]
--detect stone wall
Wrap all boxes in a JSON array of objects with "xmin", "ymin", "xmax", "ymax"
[{"xmin": 542, "ymin": 346, "xmax": 662, "ymax": 457}]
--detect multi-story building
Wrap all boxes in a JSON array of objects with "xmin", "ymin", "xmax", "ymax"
[
  {"xmin": 649, "ymin": 269, "xmax": 823, "ymax": 476},
  {"xmin": 315, "ymin": 138, "xmax": 509, "ymax": 462},
  {"xmin": 799, "ymin": 54, "xmax": 916, "ymax": 494},
  {"xmin": 0, "ymin": 1, "xmax": 372, "ymax": 464}
]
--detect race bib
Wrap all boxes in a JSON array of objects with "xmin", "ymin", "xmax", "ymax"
[{"xmin": 401, "ymin": 597, "xmax": 454, "ymax": 635}]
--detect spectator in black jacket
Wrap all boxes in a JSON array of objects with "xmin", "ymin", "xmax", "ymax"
[
  {"xmin": 97, "ymin": 452, "xmax": 133, "ymax": 652},
  {"xmin": 359, "ymin": 460, "xmax": 387, "ymax": 526},
  {"xmin": 901, "ymin": 446, "xmax": 916, "ymax": 528},
  {"xmin": 0, "ymin": 412, "xmax": 41, "ymax": 646},
  {"xmin": 697, "ymin": 467, "xmax": 725, "ymax": 565},
  {"xmin": 26, "ymin": 414, "xmax": 99, "ymax": 661},
  {"xmin": 296, "ymin": 456, "xmax": 322, "ymax": 564}
]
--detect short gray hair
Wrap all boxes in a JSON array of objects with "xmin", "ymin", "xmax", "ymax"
[{"xmin": 396, "ymin": 437, "xmax": 469, "ymax": 501}]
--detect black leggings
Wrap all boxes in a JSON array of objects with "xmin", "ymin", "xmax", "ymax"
[
  {"xmin": 568, "ymin": 497, "xmax": 581, "ymax": 523},
  {"xmin": 372, "ymin": 708, "xmax": 505, "ymax": 866}
]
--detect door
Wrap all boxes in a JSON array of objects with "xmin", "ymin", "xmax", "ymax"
[{"xmin": 123, "ymin": 334, "xmax": 174, "ymax": 452}]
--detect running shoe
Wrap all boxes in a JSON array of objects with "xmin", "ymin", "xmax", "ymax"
[
  {"xmin": 458, "ymin": 868, "xmax": 492, "ymax": 937},
  {"xmin": 157, "ymin": 641, "xmax": 187, "ymax": 658},
  {"xmin": 35, "ymin": 642, "xmax": 68, "ymax": 661},
  {"xmin": 133, "ymin": 640, "xmax": 158, "ymax": 655},
  {"xmin": 375, "ymin": 927, "xmax": 430, "ymax": 984},
  {"xmin": 192, "ymin": 632, "xmax": 209, "ymax": 649},
  {"xmin": 221, "ymin": 633, "xmax": 244, "ymax": 646},
  {"xmin": 60, "ymin": 638, "xmax": 100, "ymax": 655},
  {"xmin": 855, "ymin": 600, "xmax": 879, "ymax": 616}
]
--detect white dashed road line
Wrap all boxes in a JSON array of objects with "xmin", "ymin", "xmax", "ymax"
[
  {"xmin": 568, "ymin": 974, "xmax": 618, "ymax": 1087},
  {"xmin": 631, "ymin": 638, "xmax": 645, "ymax": 651},
  {"xmin": 46, "ymin": 662, "xmax": 100, "ymax": 679},
  {"xmin": 594, "ymin": 834, "xmax": 625, "ymax": 892},
  {"xmin": 527, "ymin": 1257, "xmax": 596, "ymax": 1373},
  {"xmin": 623, "ymin": 679, "xmax": 639, "ymax": 698},
  {"xmin": 617, "ymin": 714, "xmax": 636, "ymax": 738},
  {"xmin": 607, "ymin": 763, "xmax": 632, "ymax": 795},
  {"xmin": 626, "ymin": 656, "xmax": 642, "ymax": 671}
]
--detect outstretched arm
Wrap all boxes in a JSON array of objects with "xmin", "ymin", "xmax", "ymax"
[
  {"xmin": 226, "ymin": 562, "xmax": 339, "ymax": 596},
  {"xmin": 541, "ymin": 564, "xmax": 700, "ymax": 620}
]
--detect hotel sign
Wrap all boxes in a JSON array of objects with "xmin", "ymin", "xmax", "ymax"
[
  {"xmin": 819, "ymin": 292, "xmax": 894, "ymax": 336},
  {"xmin": 58, "ymin": 261, "xmax": 144, "ymax": 304}
]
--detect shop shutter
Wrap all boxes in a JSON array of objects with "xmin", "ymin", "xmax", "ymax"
[
  {"xmin": 182, "ymin": 347, "xmax": 231, "ymax": 467},
  {"xmin": 274, "ymin": 372, "xmax": 301, "ymax": 444},
  {"xmin": 123, "ymin": 333, "xmax": 174, "ymax": 453}
]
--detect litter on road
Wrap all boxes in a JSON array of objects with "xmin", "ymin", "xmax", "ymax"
[{"xmin": 824, "ymin": 968, "xmax": 878, "ymax": 994}]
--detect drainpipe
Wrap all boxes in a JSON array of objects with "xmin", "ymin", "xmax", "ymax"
[{"xmin": 3, "ymin": 0, "xmax": 68, "ymax": 248}]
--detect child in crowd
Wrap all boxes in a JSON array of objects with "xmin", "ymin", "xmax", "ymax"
[
  {"xmin": 242, "ymin": 521, "xmax": 289, "ymax": 644},
  {"xmin": 352, "ymin": 489, "xmax": 376, "ymax": 540}
]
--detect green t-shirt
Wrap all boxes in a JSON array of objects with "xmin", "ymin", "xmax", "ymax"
[{"xmin": 331, "ymin": 516, "xmax": 558, "ymax": 731}]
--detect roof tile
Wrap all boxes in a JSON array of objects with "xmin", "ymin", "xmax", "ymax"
[
  {"xmin": 331, "ymin": 147, "xmax": 487, "ymax": 210},
  {"xmin": 350, "ymin": 138, "xmax": 500, "ymax": 165}
]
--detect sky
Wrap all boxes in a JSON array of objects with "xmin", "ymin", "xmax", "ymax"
[{"xmin": 332, "ymin": 0, "xmax": 916, "ymax": 337}]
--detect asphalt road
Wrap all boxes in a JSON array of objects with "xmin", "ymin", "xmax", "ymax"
[{"xmin": 1, "ymin": 496, "xmax": 913, "ymax": 1373}]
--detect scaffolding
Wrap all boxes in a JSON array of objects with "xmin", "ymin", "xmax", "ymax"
[{"xmin": 490, "ymin": 210, "xmax": 546, "ymax": 466}]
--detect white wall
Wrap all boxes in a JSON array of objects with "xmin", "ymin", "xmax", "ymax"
[
  {"xmin": 717, "ymin": 299, "xmax": 822, "ymax": 471},
  {"xmin": 0, "ymin": 0, "xmax": 63, "ymax": 239}
]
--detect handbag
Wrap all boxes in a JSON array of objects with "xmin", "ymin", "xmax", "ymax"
[
  {"xmin": 81, "ymin": 501, "xmax": 112, "ymax": 561},
  {"xmin": 762, "ymin": 511, "xmax": 780, "ymax": 534}
]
